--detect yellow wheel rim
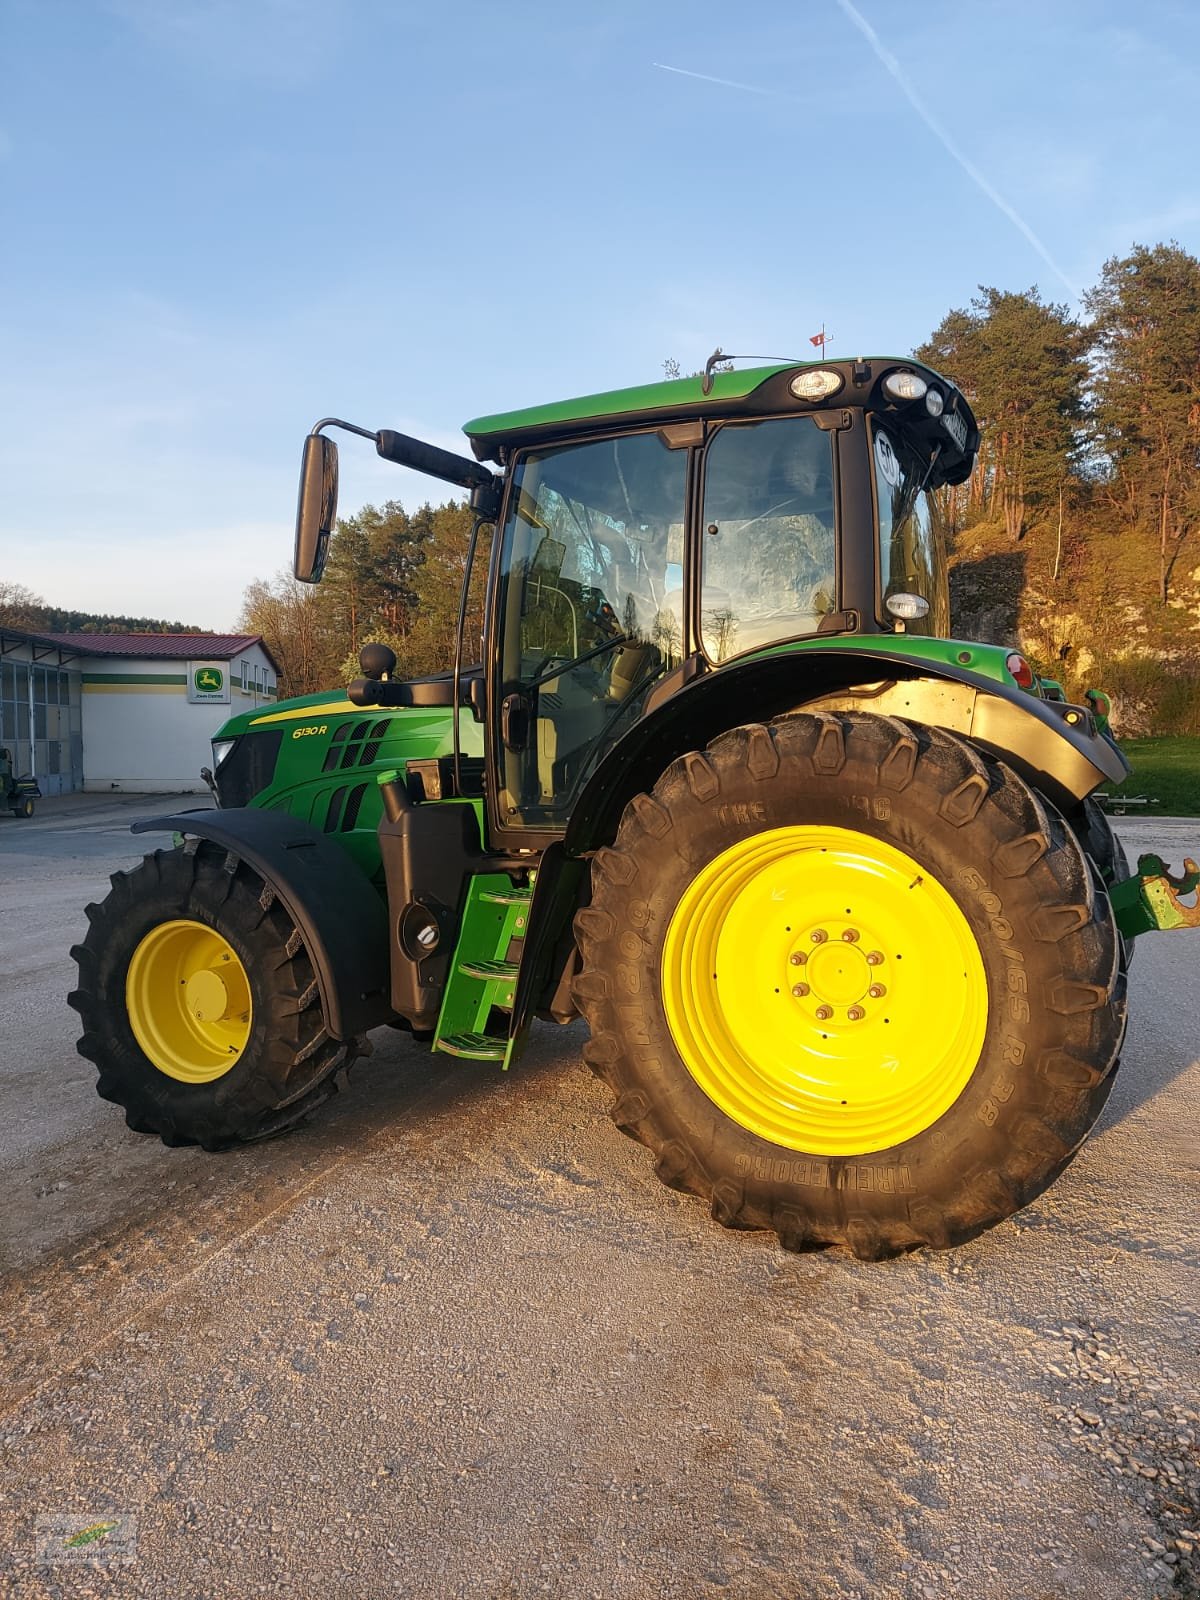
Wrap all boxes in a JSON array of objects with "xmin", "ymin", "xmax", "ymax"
[
  {"xmin": 125, "ymin": 919, "xmax": 252, "ymax": 1083},
  {"xmin": 661, "ymin": 826, "xmax": 988, "ymax": 1155}
]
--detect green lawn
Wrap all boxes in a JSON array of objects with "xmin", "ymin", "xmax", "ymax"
[{"xmin": 1107, "ymin": 736, "xmax": 1200, "ymax": 817}]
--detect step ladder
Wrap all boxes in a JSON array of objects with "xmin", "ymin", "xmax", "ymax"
[{"xmin": 432, "ymin": 873, "xmax": 534, "ymax": 1068}]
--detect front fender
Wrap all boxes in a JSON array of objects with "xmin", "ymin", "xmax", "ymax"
[
  {"xmin": 563, "ymin": 647, "xmax": 1129, "ymax": 856},
  {"xmin": 131, "ymin": 807, "xmax": 394, "ymax": 1040}
]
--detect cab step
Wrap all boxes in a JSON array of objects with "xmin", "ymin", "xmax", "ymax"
[
  {"xmin": 432, "ymin": 871, "xmax": 535, "ymax": 1070},
  {"xmin": 458, "ymin": 959, "xmax": 520, "ymax": 981},
  {"xmin": 436, "ymin": 1031, "xmax": 509, "ymax": 1061}
]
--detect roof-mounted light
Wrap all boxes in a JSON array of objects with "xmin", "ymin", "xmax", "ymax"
[
  {"xmin": 790, "ymin": 369, "xmax": 843, "ymax": 402},
  {"xmin": 882, "ymin": 370, "xmax": 928, "ymax": 403},
  {"xmin": 885, "ymin": 593, "xmax": 930, "ymax": 622}
]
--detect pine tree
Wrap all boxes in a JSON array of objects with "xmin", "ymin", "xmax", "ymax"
[
  {"xmin": 918, "ymin": 288, "xmax": 1089, "ymax": 543},
  {"xmin": 1085, "ymin": 242, "xmax": 1200, "ymax": 603}
]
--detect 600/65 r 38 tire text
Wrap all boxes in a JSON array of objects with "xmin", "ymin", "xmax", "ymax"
[
  {"xmin": 573, "ymin": 713, "xmax": 1127, "ymax": 1260},
  {"xmin": 70, "ymin": 839, "xmax": 362, "ymax": 1150}
]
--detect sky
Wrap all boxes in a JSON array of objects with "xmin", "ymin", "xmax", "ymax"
[{"xmin": 3, "ymin": 0, "xmax": 1200, "ymax": 630}]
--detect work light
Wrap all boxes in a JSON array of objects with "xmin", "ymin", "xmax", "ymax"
[
  {"xmin": 790, "ymin": 369, "xmax": 843, "ymax": 401},
  {"xmin": 883, "ymin": 371, "xmax": 928, "ymax": 402}
]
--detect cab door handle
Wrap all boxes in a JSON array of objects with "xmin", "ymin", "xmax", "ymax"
[{"xmin": 500, "ymin": 692, "xmax": 529, "ymax": 751}]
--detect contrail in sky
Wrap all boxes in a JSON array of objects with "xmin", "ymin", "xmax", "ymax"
[
  {"xmin": 834, "ymin": 0, "xmax": 1079, "ymax": 298},
  {"xmin": 656, "ymin": 8, "xmax": 1079, "ymax": 301},
  {"xmin": 652, "ymin": 62, "xmax": 795, "ymax": 99}
]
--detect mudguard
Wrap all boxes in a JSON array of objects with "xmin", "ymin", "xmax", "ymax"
[
  {"xmin": 131, "ymin": 808, "xmax": 394, "ymax": 1040},
  {"xmin": 563, "ymin": 646, "xmax": 1130, "ymax": 857}
]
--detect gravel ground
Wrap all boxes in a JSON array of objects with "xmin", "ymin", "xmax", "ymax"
[{"xmin": 0, "ymin": 796, "xmax": 1197, "ymax": 1599}]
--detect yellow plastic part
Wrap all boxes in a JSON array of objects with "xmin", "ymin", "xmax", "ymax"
[
  {"xmin": 661, "ymin": 826, "xmax": 988, "ymax": 1155},
  {"xmin": 125, "ymin": 919, "xmax": 252, "ymax": 1083}
]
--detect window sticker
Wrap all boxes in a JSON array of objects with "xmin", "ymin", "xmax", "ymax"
[{"xmin": 874, "ymin": 429, "xmax": 902, "ymax": 489}]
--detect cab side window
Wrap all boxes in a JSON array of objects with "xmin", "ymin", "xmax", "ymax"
[{"xmin": 700, "ymin": 417, "xmax": 836, "ymax": 661}]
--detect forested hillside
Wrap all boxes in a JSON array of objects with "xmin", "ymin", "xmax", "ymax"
[
  {"xmin": 244, "ymin": 241, "xmax": 1200, "ymax": 731},
  {"xmin": 0, "ymin": 583, "xmax": 200, "ymax": 636},
  {"xmin": 922, "ymin": 242, "xmax": 1200, "ymax": 734}
]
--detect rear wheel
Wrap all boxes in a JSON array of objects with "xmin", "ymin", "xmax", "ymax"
[
  {"xmin": 573, "ymin": 713, "xmax": 1126, "ymax": 1258},
  {"xmin": 70, "ymin": 840, "xmax": 361, "ymax": 1149}
]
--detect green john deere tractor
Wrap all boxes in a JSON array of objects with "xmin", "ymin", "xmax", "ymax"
[{"xmin": 70, "ymin": 355, "xmax": 1200, "ymax": 1257}]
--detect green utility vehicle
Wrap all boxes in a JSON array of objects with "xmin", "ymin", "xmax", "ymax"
[
  {"xmin": 1, "ymin": 747, "xmax": 39, "ymax": 818},
  {"xmin": 70, "ymin": 355, "xmax": 1200, "ymax": 1258}
]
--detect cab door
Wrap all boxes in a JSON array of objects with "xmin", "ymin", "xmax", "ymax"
[{"xmin": 486, "ymin": 429, "xmax": 690, "ymax": 845}]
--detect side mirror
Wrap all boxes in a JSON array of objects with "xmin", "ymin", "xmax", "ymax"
[{"xmin": 294, "ymin": 434, "xmax": 339, "ymax": 582}]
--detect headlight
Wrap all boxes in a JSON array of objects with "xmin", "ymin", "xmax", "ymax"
[
  {"xmin": 211, "ymin": 739, "xmax": 237, "ymax": 769},
  {"xmin": 925, "ymin": 388, "xmax": 944, "ymax": 417},
  {"xmin": 790, "ymin": 368, "xmax": 843, "ymax": 401},
  {"xmin": 883, "ymin": 370, "xmax": 928, "ymax": 403}
]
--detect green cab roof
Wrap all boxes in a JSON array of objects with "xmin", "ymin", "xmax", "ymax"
[
  {"xmin": 461, "ymin": 356, "xmax": 966, "ymax": 463},
  {"xmin": 463, "ymin": 362, "xmax": 796, "ymax": 457}
]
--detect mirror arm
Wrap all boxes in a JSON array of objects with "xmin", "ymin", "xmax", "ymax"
[
  {"xmin": 310, "ymin": 417, "xmax": 502, "ymax": 513},
  {"xmin": 310, "ymin": 417, "xmax": 377, "ymax": 443}
]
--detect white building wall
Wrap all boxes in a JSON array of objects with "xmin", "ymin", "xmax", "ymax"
[{"xmin": 80, "ymin": 645, "xmax": 277, "ymax": 793}]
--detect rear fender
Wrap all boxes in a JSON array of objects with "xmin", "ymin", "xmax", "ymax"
[
  {"xmin": 563, "ymin": 647, "xmax": 1130, "ymax": 857},
  {"xmin": 132, "ymin": 808, "xmax": 394, "ymax": 1039}
]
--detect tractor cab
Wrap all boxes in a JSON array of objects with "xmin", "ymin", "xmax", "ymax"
[{"xmin": 463, "ymin": 359, "xmax": 975, "ymax": 836}]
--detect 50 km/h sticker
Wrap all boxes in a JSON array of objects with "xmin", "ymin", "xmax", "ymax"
[{"xmin": 874, "ymin": 429, "xmax": 901, "ymax": 488}]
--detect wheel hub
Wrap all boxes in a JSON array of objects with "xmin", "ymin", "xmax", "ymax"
[
  {"xmin": 184, "ymin": 967, "xmax": 233, "ymax": 1024},
  {"xmin": 795, "ymin": 927, "xmax": 878, "ymax": 1011}
]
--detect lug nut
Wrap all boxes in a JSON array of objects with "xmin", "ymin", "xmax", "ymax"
[
  {"xmin": 866, "ymin": 950, "xmax": 884, "ymax": 966},
  {"xmin": 810, "ymin": 929, "xmax": 828, "ymax": 944},
  {"xmin": 815, "ymin": 1005, "xmax": 833, "ymax": 1021},
  {"xmin": 789, "ymin": 951, "xmax": 807, "ymax": 966},
  {"xmin": 868, "ymin": 983, "xmax": 887, "ymax": 999},
  {"xmin": 841, "ymin": 928, "xmax": 860, "ymax": 943},
  {"xmin": 791, "ymin": 983, "xmax": 810, "ymax": 998},
  {"xmin": 847, "ymin": 1005, "xmax": 865, "ymax": 1021}
]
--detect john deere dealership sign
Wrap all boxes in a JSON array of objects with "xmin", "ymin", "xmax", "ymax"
[{"xmin": 187, "ymin": 662, "xmax": 230, "ymax": 704}]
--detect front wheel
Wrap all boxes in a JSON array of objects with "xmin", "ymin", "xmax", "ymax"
[
  {"xmin": 70, "ymin": 840, "xmax": 361, "ymax": 1149},
  {"xmin": 573, "ymin": 713, "xmax": 1126, "ymax": 1259},
  {"xmin": 14, "ymin": 797, "xmax": 33, "ymax": 818}
]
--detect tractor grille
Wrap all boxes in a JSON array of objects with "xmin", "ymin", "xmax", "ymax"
[
  {"xmin": 322, "ymin": 718, "xmax": 392, "ymax": 772},
  {"xmin": 215, "ymin": 730, "xmax": 283, "ymax": 808}
]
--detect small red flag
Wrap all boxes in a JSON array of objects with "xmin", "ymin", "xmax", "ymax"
[{"xmin": 809, "ymin": 331, "xmax": 826, "ymax": 347}]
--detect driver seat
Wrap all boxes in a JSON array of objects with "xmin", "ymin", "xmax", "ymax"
[{"xmin": 606, "ymin": 641, "xmax": 661, "ymax": 703}]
